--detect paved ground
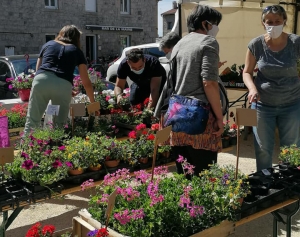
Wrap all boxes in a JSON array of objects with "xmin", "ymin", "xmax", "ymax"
[{"xmin": 4, "ymin": 132, "xmax": 300, "ymax": 237}]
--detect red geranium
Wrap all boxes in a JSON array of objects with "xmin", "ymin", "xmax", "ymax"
[{"xmin": 25, "ymin": 222, "xmax": 55, "ymax": 237}]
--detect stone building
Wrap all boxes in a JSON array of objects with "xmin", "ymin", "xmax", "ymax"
[
  {"xmin": 161, "ymin": 1, "xmax": 177, "ymax": 36},
  {"xmin": 0, "ymin": 0, "xmax": 159, "ymax": 62}
]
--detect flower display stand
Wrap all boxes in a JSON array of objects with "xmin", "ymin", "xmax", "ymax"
[{"xmin": 72, "ymin": 209, "xmax": 235, "ymax": 237}]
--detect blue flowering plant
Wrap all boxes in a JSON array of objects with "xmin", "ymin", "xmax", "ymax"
[
  {"xmin": 87, "ymin": 159, "xmax": 251, "ymax": 237},
  {"xmin": 5, "ymin": 133, "xmax": 70, "ymax": 186}
]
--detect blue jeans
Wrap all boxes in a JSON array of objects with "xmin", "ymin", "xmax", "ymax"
[{"xmin": 251, "ymin": 100, "xmax": 300, "ymax": 171}]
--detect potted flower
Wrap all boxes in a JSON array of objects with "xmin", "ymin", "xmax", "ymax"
[
  {"xmin": 6, "ymin": 71, "xmax": 35, "ymax": 101},
  {"xmin": 278, "ymin": 144, "xmax": 300, "ymax": 168},
  {"xmin": 5, "ymin": 134, "xmax": 70, "ymax": 187},
  {"xmin": 25, "ymin": 222, "xmax": 55, "ymax": 237},
  {"xmin": 158, "ymin": 145, "xmax": 171, "ymax": 159},
  {"xmin": 222, "ymin": 120, "xmax": 231, "ymax": 148},
  {"xmin": 100, "ymin": 136, "xmax": 122, "ymax": 168},
  {"xmin": 228, "ymin": 123, "xmax": 238, "ymax": 146},
  {"xmin": 63, "ymin": 136, "xmax": 92, "ymax": 175},
  {"xmin": 0, "ymin": 103, "xmax": 27, "ymax": 141},
  {"xmin": 86, "ymin": 159, "xmax": 250, "ymax": 236}
]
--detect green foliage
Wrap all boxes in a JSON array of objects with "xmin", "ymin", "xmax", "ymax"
[
  {"xmin": 0, "ymin": 103, "xmax": 27, "ymax": 129},
  {"xmin": 87, "ymin": 163, "xmax": 251, "ymax": 237},
  {"xmin": 278, "ymin": 144, "xmax": 300, "ymax": 166}
]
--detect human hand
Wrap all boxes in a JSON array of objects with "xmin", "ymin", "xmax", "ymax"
[
  {"xmin": 213, "ymin": 118, "xmax": 224, "ymax": 137},
  {"xmin": 248, "ymin": 89, "xmax": 260, "ymax": 104},
  {"xmin": 218, "ymin": 61, "xmax": 227, "ymax": 68},
  {"xmin": 72, "ymin": 90, "xmax": 79, "ymax": 97},
  {"xmin": 116, "ymin": 94, "xmax": 122, "ymax": 104}
]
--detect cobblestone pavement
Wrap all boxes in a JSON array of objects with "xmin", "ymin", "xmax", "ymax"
[{"xmin": 5, "ymin": 134, "xmax": 300, "ymax": 237}]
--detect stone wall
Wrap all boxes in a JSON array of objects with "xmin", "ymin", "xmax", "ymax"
[{"xmin": 0, "ymin": 0, "xmax": 158, "ymax": 61}]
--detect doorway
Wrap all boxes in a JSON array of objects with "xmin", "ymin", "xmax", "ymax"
[{"xmin": 86, "ymin": 35, "xmax": 96, "ymax": 64}]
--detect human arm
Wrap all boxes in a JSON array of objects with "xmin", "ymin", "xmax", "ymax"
[
  {"xmin": 203, "ymin": 80, "xmax": 223, "ymax": 137},
  {"xmin": 148, "ymin": 76, "xmax": 162, "ymax": 108},
  {"xmin": 243, "ymin": 49, "xmax": 259, "ymax": 103},
  {"xmin": 114, "ymin": 77, "xmax": 126, "ymax": 104},
  {"xmin": 78, "ymin": 64, "xmax": 95, "ymax": 103},
  {"xmin": 36, "ymin": 58, "xmax": 42, "ymax": 71}
]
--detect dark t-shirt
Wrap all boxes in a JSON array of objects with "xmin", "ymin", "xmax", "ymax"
[
  {"xmin": 117, "ymin": 54, "xmax": 166, "ymax": 105},
  {"xmin": 36, "ymin": 40, "xmax": 86, "ymax": 84}
]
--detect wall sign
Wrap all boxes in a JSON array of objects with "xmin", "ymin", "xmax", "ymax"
[{"xmin": 86, "ymin": 25, "xmax": 143, "ymax": 32}]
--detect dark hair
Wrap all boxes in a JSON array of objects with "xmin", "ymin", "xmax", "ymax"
[
  {"xmin": 126, "ymin": 48, "xmax": 144, "ymax": 63},
  {"xmin": 159, "ymin": 32, "xmax": 181, "ymax": 51},
  {"xmin": 55, "ymin": 25, "xmax": 82, "ymax": 48},
  {"xmin": 187, "ymin": 5, "xmax": 222, "ymax": 33},
  {"xmin": 262, "ymin": 5, "xmax": 287, "ymax": 22}
]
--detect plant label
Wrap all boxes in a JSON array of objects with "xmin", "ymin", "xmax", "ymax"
[
  {"xmin": 0, "ymin": 147, "xmax": 14, "ymax": 164},
  {"xmin": 90, "ymin": 75, "xmax": 97, "ymax": 83},
  {"xmin": 87, "ymin": 102, "xmax": 100, "ymax": 115},
  {"xmin": 236, "ymin": 108, "xmax": 257, "ymax": 126},
  {"xmin": 105, "ymin": 189, "xmax": 117, "ymax": 218},
  {"xmin": 46, "ymin": 105, "xmax": 60, "ymax": 116},
  {"xmin": 70, "ymin": 103, "xmax": 86, "ymax": 117},
  {"xmin": 156, "ymin": 125, "xmax": 172, "ymax": 144}
]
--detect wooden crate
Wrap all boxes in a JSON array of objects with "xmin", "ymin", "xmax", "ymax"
[
  {"xmin": 73, "ymin": 209, "xmax": 235, "ymax": 237},
  {"xmin": 9, "ymin": 127, "xmax": 24, "ymax": 145}
]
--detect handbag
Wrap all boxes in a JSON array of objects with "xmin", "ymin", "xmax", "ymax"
[{"xmin": 162, "ymin": 56, "xmax": 210, "ymax": 135}]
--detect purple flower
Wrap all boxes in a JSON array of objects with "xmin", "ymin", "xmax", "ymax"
[
  {"xmin": 43, "ymin": 150, "xmax": 52, "ymax": 156},
  {"xmin": 87, "ymin": 230, "xmax": 98, "ymax": 236},
  {"xmin": 58, "ymin": 146, "xmax": 66, "ymax": 151},
  {"xmin": 64, "ymin": 124, "xmax": 68, "ymax": 128},
  {"xmin": 114, "ymin": 209, "xmax": 131, "ymax": 225},
  {"xmin": 22, "ymin": 160, "xmax": 34, "ymax": 170},
  {"xmin": 52, "ymin": 159, "xmax": 62, "ymax": 168},
  {"xmin": 21, "ymin": 152, "xmax": 29, "ymax": 159},
  {"xmin": 8, "ymin": 84, "xmax": 13, "ymax": 90},
  {"xmin": 177, "ymin": 155, "xmax": 184, "ymax": 163},
  {"xmin": 6, "ymin": 77, "xmax": 14, "ymax": 82},
  {"xmin": 65, "ymin": 161, "xmax": 73, "ymax": 168}
]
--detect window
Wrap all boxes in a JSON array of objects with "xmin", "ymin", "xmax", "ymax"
[
  {"xmin": 5, "ymin": 47, "xmax": 14, "ymax": 56},
  {"xmin": 45, "ymin": 35, "xmax": 55, "ymax": 42},
  {"xmin": 85, "ymin": 0, "xmax": 96, "ymax": 12},
  {"xmin": 120, "ymin": 0, "xmax": 130, "ymax": 14},
  {"xmin": 45, "ymin": 0, "xmax": 58, "ymax": 9},
  {"xmin": 167, "ymin": 22, "xmax": 173, "ymax": 30},
  {"xmin": 120, "ymin": 35, "xmax": 130, "ymax": 52}
]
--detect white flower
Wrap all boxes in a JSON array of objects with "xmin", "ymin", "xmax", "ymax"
[
  {"xmin": 108, "ymin": 98, "xmax": 115, "ymax": 104},
  {"xmin": 102, "ymin": 90, "xmax": 109, "ymax": 95}
]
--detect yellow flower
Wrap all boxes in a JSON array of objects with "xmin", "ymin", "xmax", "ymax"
[
  {"xmin": 68, "ymin": 154, "xmax": 72, "ymax": 159},
  {"xmin": 226, "ymin": 180, "xmax": 230, "ymax": 185},
  {"xmin": 281, "ymin": 149, "xmax": 288, "ymax": 155}
]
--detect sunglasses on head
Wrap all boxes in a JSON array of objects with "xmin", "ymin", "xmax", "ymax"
[{"xmin": 263, "ymin": 5, "xmax": 285, "ymax": 13}]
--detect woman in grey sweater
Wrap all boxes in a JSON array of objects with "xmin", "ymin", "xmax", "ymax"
[{"xmin": 170, "ymin": 5, "xmax": 224, "ymax": 176}]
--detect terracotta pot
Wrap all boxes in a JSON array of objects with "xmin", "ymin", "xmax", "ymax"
[
  {"xmin": 105, "ymin": 160, "xmax": 120, "ymax": 168},
  {"xmin": 18, "ymin": 89, "xmax": 31, "ymax": 102},
  {"xmin": 161, "ymin": 151, "xmax": 170, "ymax": 158},
  {"xmin": 138, "ymin": 157, "xmax": 149, "ymax": 164},
  {"xmin": 68, "ymin": 168, "xmax": 84, "ymax": 176},
  {"xmin": 88, "ymin": 164, "xmax": 102, "ymax": 171},
  {"xmin": 238, "ymin": 197, "xmax": 244, "ymax": 206}
]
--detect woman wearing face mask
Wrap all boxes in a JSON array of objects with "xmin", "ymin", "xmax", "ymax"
[
  {"xmin": 163, "ymin": 5, "xmax": 224, "ymax": 176},
  {"xmin": 243, "ymin": 5, "xmax": 300, "ymax": 171}
]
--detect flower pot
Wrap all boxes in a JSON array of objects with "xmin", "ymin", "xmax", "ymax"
[
  {"xmin": 105, "ymin": 160, "xmax": 120, "ymax": 168},
  {"xmin": 88, "ymin": 164, "xmax": 102, "ymax": 171},
  {"xmin": 68, "ymin": 168, "xmax": 84, "ymax": 176},
  {"xmin": 138, "ymin": 157, "xmax": 149, "ymax": 164},
  {"xmin": 18, "ymin": 89, "xmax": 31, "ymax": 102},
  {"xmin": 161, "ymin": 151, "xmax": 170, "ymax": 159},
  {"xmin": 222, "ymin": 137, "xmax": 230, "ymax": 148},
  {"xmin": 229, "ymin": 136, "xmax": 237, "ymax": 146}
]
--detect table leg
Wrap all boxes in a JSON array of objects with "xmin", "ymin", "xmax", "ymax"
[
  {"xmin": 271, "ymin": 200, "xmax": 300, "ymax": 237},
  {"xmin": 0, "ymin": 207, "xmax": 24, "ymax": 237}
]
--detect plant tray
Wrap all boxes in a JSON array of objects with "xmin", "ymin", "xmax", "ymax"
[{"xmin": 73, "ymin": 209, "xmax": 235, "ymax": 237}]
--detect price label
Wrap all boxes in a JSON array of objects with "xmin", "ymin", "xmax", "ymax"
[
  {"xmin": 46, "ymin": 105, "xmax": 60, "ymax": 116},
  {"xmin": 69, "ymin": 103, "xmax": 86, "ymax": 117},
  {"xmin": 87, "ymin": 102, "xmax": 100, "ymax": 115},
  {"xmin": 90, "ymin": 75, "xmax": 97, "ymax": 83},
  {"xmin": 105, "ymin": 189, "xmax": 117, "ymax": 217}
]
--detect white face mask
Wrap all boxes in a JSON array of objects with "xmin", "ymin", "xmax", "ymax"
[
  {"xmin": 165, "ymin": 52, "xmax": 171, "ymax": 60},
  {"xmin": 131, "ymin": 67, "xmax": 144, "ymax": 75},
  {"xmin": 264, "ymin": 23, "xmax": 284, "ymax": 39},
  {"xmin": 205, "ymin": 21, "xmax": 219, "ymax": 38}
]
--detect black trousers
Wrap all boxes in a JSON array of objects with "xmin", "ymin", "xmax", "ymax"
[{"xmin": 172, "ymin": 146, "xmax": 218, "ymax": 177}]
